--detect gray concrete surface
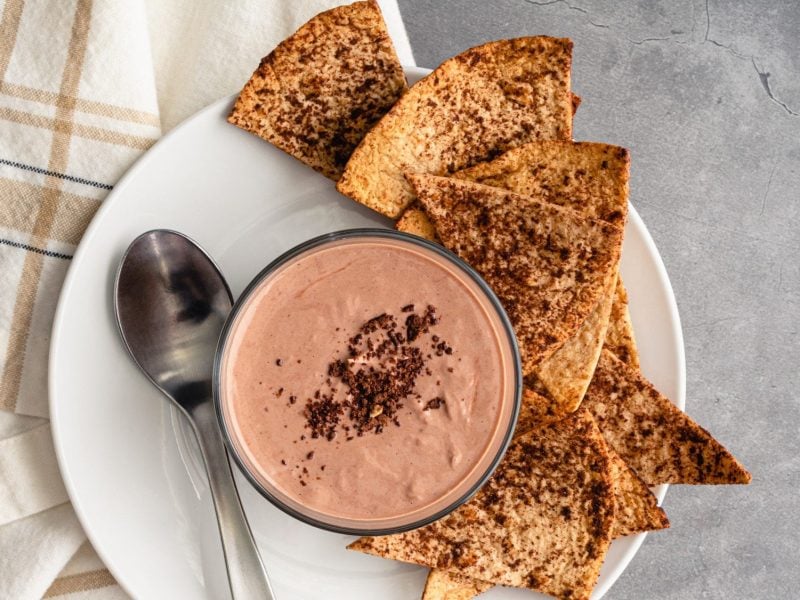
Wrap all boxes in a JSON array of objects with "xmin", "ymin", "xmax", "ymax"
[{"xmin": 396, "ymin": 1, "xmax": 799, "ymax": 598}]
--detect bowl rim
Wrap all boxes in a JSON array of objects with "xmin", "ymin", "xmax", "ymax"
[{"xmin": 212, "ymin": 227, "xmax": 522, "ymax": 535}]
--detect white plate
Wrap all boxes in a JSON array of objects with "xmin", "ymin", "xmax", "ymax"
[{"xmin": 50, "ymin": 67, "xmax": 685, "ymax": 600}]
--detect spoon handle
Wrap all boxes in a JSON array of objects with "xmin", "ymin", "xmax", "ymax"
[{"xmin": 190, "ymin": 400, "xmax": 276, "ymax": 600}]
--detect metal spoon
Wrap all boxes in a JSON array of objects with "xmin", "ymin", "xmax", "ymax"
[{"xmin": 113, "ymin": 229, "xmax": 275, "ymax": 600}]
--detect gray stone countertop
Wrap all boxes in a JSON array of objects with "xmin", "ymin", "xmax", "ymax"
[{"xmin": 396, "ymin": 1, "xmax": 799, "ymax": 598}]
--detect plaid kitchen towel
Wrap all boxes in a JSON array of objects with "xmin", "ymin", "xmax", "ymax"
[{"xmin": 0, "ymin": 0, "xmax": 414, "ymax": 597}]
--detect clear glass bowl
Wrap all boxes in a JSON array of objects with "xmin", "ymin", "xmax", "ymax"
[{"xmin": 213, "ymin": 228, "xmax": 521, "ymax": 535}]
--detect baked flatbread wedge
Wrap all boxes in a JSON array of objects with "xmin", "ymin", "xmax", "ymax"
[
  {"xmin": 421, "ymin": 400, "xmax": 669, "ymax": 600},
  {"xmin": 451, "ymin": 140, "xmax": 633, "ymax": 403},
  {"xmin": 421, "ymin": 570, "xmax": 492, "ymax": 600},
  {"xmin": 396, "ymin": 204, "xmax": 438, "ymax": 241},
  {"xmin": 452, "ymin": 141, "xmax": 630, "ymax": 226},
  {"xmin": 419, "ymin": 437, "xmax": 668, "ymax": 600},
  {"xmin": 228, "ymin": 0, "xmax": 406, "ymax": 180},
  {"xmin": 396, "ymin": 204, "xmax": 619, "ymax": 418},
  {"xmin": 584, "ymin": 350, "xmax": 752, "ymax": 485},
  {"xmin": 604, "ymin": 277, "xmax": 640, "ymax": 368},
  {"xmin": 337, "ymin": 37, "xmax": 574, "ymax": 217},
  {"xmin": 531, "ymin": 267, "xmax": 617, "ymax": 416},
  {"xmin": 395, "ymin": 207, "xmax": 638, "ymax": 382},
  {"xmin": 607, "ymin": 447, "xmax": 670, "ymax": 537},
  {"xmin": 408, "ymin": 174, "xmax": 623, "ymax": 375},
  {"xmin": 515, "ymin": 385, "xmax": 668, "ymax": 538},
  {"xmin": 349, "ymin": 409, "xmax": 616, "ymax": 600},
  {"xmin": 399, "ymin": 147, "xmax": 629, "ymax": 233}
]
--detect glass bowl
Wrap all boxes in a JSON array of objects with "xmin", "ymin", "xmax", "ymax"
[{"xmin": 213, "ymin": 228, "xmax": 521, "ymax": 535}]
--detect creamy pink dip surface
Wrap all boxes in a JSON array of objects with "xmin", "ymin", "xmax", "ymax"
[{"xmin": 221, "ymin": 236, "xmax": 515, "ymax": 524}]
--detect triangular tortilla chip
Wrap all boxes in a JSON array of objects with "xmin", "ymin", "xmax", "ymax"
[
  {"xmin": 421, "ymin": 570, "xmax": 492, "ymax": 600},
  {"xmin": 228, "ymin": 0, "xmax": 406, "ymax": 180},
  {"xmin": 337, "ymin": 37, "xmax": 574, "ymax": 217},
  {"xmin": 419, "ymin": 443, "xmax": 668, "ymax": 600},
  {"xmin": 584, "ymin": 350, "xmax": 751, "ymax": 485},
  {"xmin": 349, "ymin": 409, "xmax": 615, "ymax": 600},
  {"xmin": 603, "ymin": 277, "xmax": 640, "ymax": 369},
  {"xmin": 396, "ymin": 204, "xmax": 615, "ymax": 418},
  {"xmin": 396, "ymin": 204, "xmax": 438, "ymax": 241},
  {"xmin": 515, "ymin": 386, "xmax": 554, "ymax": 432},
  {"xmin": 408, "ymin": 174, "xmax": 623, "ymax": 374},
  {"xmin": 515, "ymin": 386, "xmax": 668, "ymax": 537},
  {"xmin": 516, "ymin": 389, "xmax": 668, "ymax": 537},
  {"xmin": 607, "ymin": 447, "xmax": 670, "ymax": 537},
  {"xmin": 396, "ymin": 207, "xmax": 637, "ymax": 380},
  {"xmin": 396, "ymin": 203, "xmax": 618, "ymax": 417},
  {"xmin": 532, "ymin": 267, "xmax": 618, "ymax": 415},
  {"xmin": 452, "ymin": 141, "xmax": 630, "ymax": 227},
  {"xmin": 397, "ymin": 206, "xmax": 623, "ymax": 419}
]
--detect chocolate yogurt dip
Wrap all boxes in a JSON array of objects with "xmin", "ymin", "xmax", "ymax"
[{"xmin": 218, "ymin": 231, "xmax": 519, "ymax": 532}]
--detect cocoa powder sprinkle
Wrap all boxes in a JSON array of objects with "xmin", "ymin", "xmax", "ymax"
[
  {"xmin": 301, "ymin": 305, "xmax": 450, "ymax": 441},
  {"xmin": 425, "ymin": 397, "xmax": 445, "ymax": 410}
]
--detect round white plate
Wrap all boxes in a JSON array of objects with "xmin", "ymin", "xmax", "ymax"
[{"xmin": 50, "ymin": 67, "xmax": 685, "ymax": 600}]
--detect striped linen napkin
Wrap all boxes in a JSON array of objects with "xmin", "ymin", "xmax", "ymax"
[{"xmin": 0, "ymin": 0, "xmax": 414, "ymax": 597}]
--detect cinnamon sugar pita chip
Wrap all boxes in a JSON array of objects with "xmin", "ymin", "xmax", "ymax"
[
  {"xmin": 452, "ymin": 141, "xmax": 629, "ymax": 226},
  {"xmin": 396, "ymin": 204, "xmax": 439, "ymax": 241},
  {"xmin": 419, "ymin": 443, "xmax": 669, "ymax": 600},
  {"xmin": 603, "ymin": 277, "xmax": 640, "ymax": 368},
  {"xmin": 408, "ymin": 174, "xmax": 623, "ymax": 375},
  {"xmin": 421, "ymin": 570, "xmax": 492, "ymax": 600},
  {"xmin": 583, "ymin": 350, "xmax": 751, "ymax": 486},
  {"xmin": 607, "ymin": 447, "xmax": 670, "ymax": 537},
  {"xmin": 228, "ymin": 0, "xmax": 406, "ymax": 180}
]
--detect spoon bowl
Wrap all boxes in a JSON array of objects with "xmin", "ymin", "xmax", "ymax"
[{"xmin": 114, "ymin": 230, "xmax": 232, "ymax": 413}]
